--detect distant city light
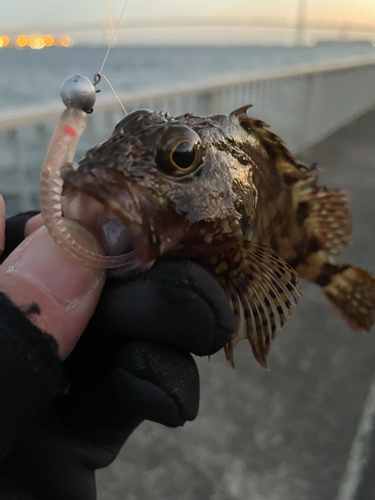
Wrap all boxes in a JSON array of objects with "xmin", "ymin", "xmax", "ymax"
[
  {"xmin": 13, "ymin": 34, "xmax": 71, "ymax": 49},
  {"xmin": 17, "ymin": 34, "xmax": 28, "ymax": 47},
  {"xmin": 58, "ymin": 35, "xmax": 71, "ymax": 47},
  {"xmin": 44, "ymin": 35, "xmax": 54, "ymax": 46},
  {"xmin": 0, "ymin": 36, "xmax": 9, "ymax": 47},
  {"xmin": 284, "ymin": 38, "xmax": 295, "ymax": 48},
  {"xmin": 28, "ymin": 35, "xmax": 45, "ymax": 49}
]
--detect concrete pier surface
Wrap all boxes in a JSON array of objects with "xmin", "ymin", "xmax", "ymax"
[{"xmin": 96, "ymin": 109, "xmax": 375, "ymax": 500}]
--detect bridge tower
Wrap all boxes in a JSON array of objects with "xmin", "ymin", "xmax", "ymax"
[
  {"xmin": 103, "ymin": 0, "xmax": 115, "ymax": 45},
  {"xmin": 295, "ymin": 0, "xmax": 308, "ymax": 46}
]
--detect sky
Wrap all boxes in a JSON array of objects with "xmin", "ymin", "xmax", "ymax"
[{"xmin": 2, "ymin": 0, "xmax": 375, "ymax": 45}]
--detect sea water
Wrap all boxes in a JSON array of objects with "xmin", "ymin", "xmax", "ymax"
[{"xmin": 1, "ymin": 42, "xmax": 375, "ymax": 111}]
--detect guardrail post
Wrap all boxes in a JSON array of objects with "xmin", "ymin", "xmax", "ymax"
[
  {"xmin": 198, "ymin": 89, "xmax": 223, "ymax": 115},
  {"xmin": 298, "ymin": 73, "xmax": 314, "ymax": 152}
]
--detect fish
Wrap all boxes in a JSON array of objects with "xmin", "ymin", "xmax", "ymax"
[{"xmin": 59, "ymin": 105, "xmax": 375, "ymax": 368}]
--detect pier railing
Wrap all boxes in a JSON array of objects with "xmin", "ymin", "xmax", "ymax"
[{"xmin": 1, "ymin": 56, "xmax": 375, "ymax": 215}]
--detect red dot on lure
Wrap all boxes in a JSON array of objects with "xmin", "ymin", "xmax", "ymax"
[{"xmin": 63, "ymin": 125, "xmax": 78, "ymax": 137}]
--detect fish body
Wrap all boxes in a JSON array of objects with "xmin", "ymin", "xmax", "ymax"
[{"xmin": 61, "ymin": 106, "xmax": 375, "ymax": 367}]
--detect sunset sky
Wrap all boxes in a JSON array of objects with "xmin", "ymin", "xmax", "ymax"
[{"xmin": 2, "ymin": 0, "xmax": 375, "ymax": 45}]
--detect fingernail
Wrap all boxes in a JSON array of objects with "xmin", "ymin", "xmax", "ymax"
[{"xmin": 10, "ymin": 219, "xmax": 104, "ymax": 305}]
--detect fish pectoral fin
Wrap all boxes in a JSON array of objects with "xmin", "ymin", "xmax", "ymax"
[
  {"xmin": 209, "ymin": 241, "xmax": 301, "ymax": 369},
  {"xmin": 318, "ymin": 264, "xmax": 375, "ymax": 332}
]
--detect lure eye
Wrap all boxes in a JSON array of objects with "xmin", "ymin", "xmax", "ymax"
[{"xmin": 156, "ymin": 126, "xmax": 202, "ymax": 177}]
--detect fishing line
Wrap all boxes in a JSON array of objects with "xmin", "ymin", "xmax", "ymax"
[
  {"xmin": 101, "ymin": 73, "xmax": 127, "ymax": 114},
  {"xmin": 99, "ymin": 0, "xmax": 130, "ymax": 74},
  {"xmin": 93, "ymin": 0, "xmax": 130, "ymax": 114}
]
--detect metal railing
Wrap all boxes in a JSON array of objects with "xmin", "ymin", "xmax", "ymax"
[{"xmin": 1, "ymin": 55, "xmax": 375, "ymax": 216}]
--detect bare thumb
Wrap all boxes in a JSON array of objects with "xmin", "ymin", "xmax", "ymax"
[{"xmin": 0, "ymin": 219, "xmax": 106, "ymax": 359}]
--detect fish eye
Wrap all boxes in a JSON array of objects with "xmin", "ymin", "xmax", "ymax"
[
  {"xmin": 156, "ymin": 126, "xmax": 202, "ymax": 177},
  {"xmin": 170, "ymin": 140, "xmax": 198, "ymax": 169}
]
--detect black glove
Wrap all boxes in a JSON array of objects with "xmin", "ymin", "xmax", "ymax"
[{"xmin": 0, "ymin": 212, "xmax": 237, "ymax": 500}]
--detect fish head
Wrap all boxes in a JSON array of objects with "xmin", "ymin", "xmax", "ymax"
[{"xmin": 61, "ymin": 108, "xmax": 258, "ymax": 264}]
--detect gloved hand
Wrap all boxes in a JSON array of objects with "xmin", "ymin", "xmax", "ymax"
[{"xmin": 0, "ymin": 209, "xmax": 237, "ymax": 500}]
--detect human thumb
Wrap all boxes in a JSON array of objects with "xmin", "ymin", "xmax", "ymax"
[{"xmin": 0, "ymin": 219, "xmax": 106, "ymax": 359}]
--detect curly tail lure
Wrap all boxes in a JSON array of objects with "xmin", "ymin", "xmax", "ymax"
[{"xmin": 39, "ymin": 75, "xmax": 135, "ymax": 269}]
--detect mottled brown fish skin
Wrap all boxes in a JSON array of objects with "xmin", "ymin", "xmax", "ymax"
[
  {"xmin": 60, "ymin": 107, "xmax": 375, "ymax": 367},
  {"xmin": 229, "ymin": 109, "xmax": 375, "ymax": 340}
]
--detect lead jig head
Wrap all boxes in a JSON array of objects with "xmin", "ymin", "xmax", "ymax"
[{"xmin": 60, "ymin": 74, "xmax": 96, "ymax": 114}]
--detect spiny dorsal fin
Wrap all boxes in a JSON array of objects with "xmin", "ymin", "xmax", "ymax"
[
  {"xmin": 238, "ymin": 115, "xmax": 296, "ymax": 166},
  {"xmin": 230, "ymin": 104, "xmax": 253, "ymax": 117},
  {"xmin": 295, "ymin": 180, "xmax": 352, "ymax": 255},
  {"xmin": 205, "ymin": 241, "xmax": 301, "ymax": 368}
]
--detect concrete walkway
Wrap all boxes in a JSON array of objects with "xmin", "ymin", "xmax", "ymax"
[{"xmin": 96, "ymin": 108, "xmax": 375, "ymax": 500}]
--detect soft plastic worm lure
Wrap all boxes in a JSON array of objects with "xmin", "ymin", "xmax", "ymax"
[{"xmin": 39, "ymin": 75, "xmax": 141, "ymax": 271}]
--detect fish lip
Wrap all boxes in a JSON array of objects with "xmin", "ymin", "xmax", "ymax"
[{"xmin": 60, "ymin": 163, "xmax": 162, "ymax": 264}]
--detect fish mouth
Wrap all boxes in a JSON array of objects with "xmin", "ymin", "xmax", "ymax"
[
  {"xmin": 60, "ymin": 164, "xmax": 168, "ymax": 273},
  {"xmin": 61, "ymin": 189, "xmax": 143, "ymax": 277}
]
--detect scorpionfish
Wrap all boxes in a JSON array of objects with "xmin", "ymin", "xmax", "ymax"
[{"xmin": 60, "ymin": 106, "xmax": 375, "ymax": 367}]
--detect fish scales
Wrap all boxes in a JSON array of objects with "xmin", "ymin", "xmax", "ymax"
[{"xmin": 60, "ymin": 106, "xmax": 375, "ymax": 368}]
